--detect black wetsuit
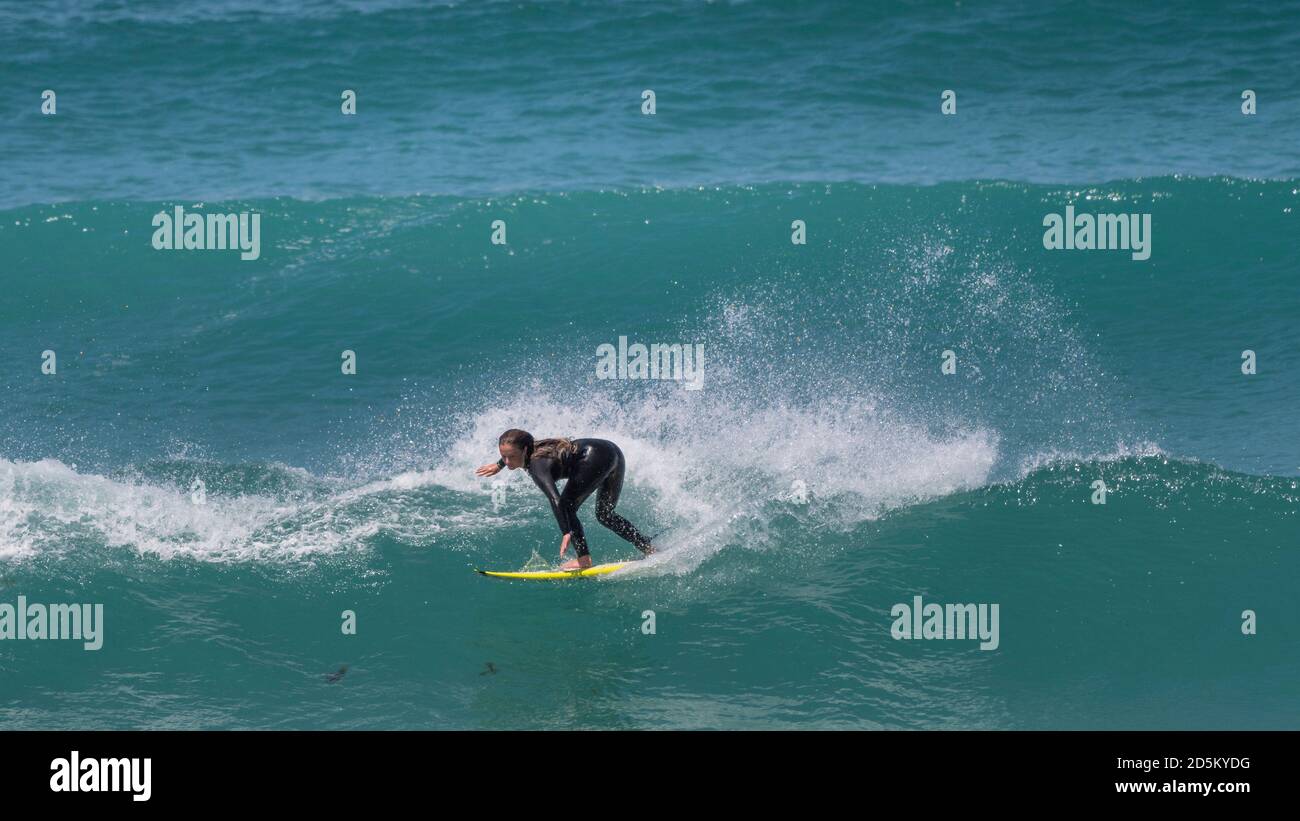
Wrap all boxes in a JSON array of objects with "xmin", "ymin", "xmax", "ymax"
[{"xmin": 500, "ymin": 438, "xmax": 653, "ymax": 558}]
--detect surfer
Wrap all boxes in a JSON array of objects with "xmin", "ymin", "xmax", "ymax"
[{"xmin": 476, "ymin": 429, "xmax": 655, "ymax": 570}]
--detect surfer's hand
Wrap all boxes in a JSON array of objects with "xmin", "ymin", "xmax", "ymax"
[
  {"xmin": 559, "ymin": 533, "xmax": 571, "ymax": 558},
  {"xmin": 475, "ymin": 462, "xmax": 502, "ymax": 477}
]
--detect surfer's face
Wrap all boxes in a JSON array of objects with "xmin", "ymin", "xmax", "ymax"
[{"xmin": 499, "ymin": 444, "xmax": 525, "ymax": 469}]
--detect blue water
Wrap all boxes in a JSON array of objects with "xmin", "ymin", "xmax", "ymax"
[{"xmin": 0, "ymin": 0, "xmax": 1296, "ymax": 729}]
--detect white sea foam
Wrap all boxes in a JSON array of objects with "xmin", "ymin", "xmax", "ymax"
[
  {"xmin": 0, "ymin": 457, "xmax": 506, "ymax": 564},
  {"xmin": 427, "ymin": 384, "xmax": 1001, "ymax": 577}
]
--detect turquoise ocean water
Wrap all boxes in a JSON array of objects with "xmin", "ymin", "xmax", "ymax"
[{"xmin": 1, "ymin": 0, "xmax": 1297, "ymax": 728}]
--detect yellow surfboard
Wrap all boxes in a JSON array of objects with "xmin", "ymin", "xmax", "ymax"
[{"xmin": 476, "ymin": 562, "xmax": 628, "ymax": 580}]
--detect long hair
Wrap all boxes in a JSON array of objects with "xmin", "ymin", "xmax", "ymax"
[{"xmin": 498, "ymin": 429, "xmax": 577, "ymax": 464}]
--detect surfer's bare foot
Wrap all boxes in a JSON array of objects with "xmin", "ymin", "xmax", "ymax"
[{"xmin": 560, "ymin": 557, "xmax": 592, "ymax": 571}]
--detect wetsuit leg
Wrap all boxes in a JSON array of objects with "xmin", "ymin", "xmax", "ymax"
[
  {"xmin": 556, "ymin": 441, "xmax": 654, "ymax": 558},
  {"xmin": 555, "ymin": 450, "xmax": 614, "ymax": 558},
  {"xmin": 594, "ymin": 453, "xmax": 655, "ymax": 555}
]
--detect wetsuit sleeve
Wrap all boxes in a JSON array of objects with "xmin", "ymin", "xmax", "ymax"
[{"xmin": 528, "ymin": 461, "xmax": 576, "ymax": 535}]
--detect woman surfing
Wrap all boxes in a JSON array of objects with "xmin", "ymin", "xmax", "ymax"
[{"xmin": 476, "ymin": 429, "xmax": 656, "ymax": 570}]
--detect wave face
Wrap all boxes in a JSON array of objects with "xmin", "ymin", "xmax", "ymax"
[
  {"xmin": 2, "ymin": 1, "xmax": 1298, "ymax": 728},
  {"xmin": 2, "ymin": 179, "xmax": 1296, "ymax": 728}
]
